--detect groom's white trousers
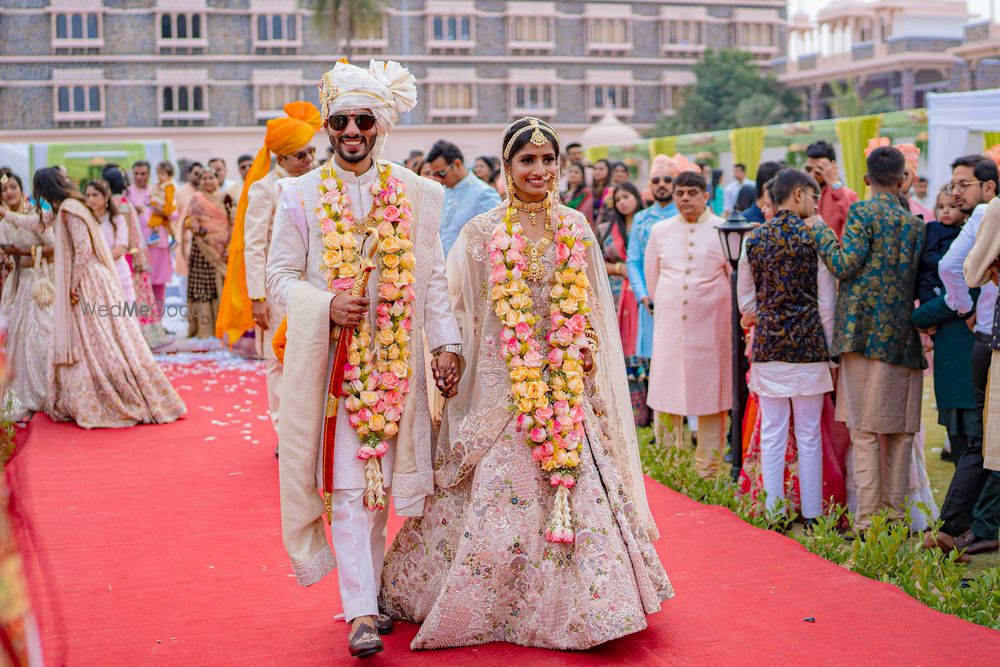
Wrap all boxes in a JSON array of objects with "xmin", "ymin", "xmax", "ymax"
[{"xmin": 330, "ymin": 488, "xmax": 389, "ymax": 622}]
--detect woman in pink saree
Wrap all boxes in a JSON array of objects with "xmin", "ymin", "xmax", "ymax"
[
  {"xmin": 182, "ymin": 167, "xmax": 234, "ymax": 338},
  {"xmin": 36, "ymin": 168, "xmax": 186, "ymax": 429}
]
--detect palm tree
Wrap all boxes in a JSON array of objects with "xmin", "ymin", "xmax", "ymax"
[
  {"xmin": 310, "ymin": 0, "xmax": 386, "ymax": 61},
  {"xmin": 828, "ymin": 80, "xmax": 896, "ymax": 118}
]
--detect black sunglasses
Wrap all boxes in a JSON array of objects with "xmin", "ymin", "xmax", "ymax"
[
  {"xmin": 330, "ymin": 113, "xmax": 377, "ymax": 132},
  {"xmin": 650, "ymin": 176, "xmax": 672, "ymax": 185}
]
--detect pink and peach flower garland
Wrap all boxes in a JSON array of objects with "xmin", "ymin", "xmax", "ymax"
[
  {"xmin": 488, "ymin": 205, "xmax": 592, "ymax": 543},
  {"xmin": 316, "ymin": 161, "xmax": 416, "ymax": 511}
]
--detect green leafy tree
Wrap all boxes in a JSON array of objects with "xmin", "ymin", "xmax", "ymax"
[
  {"xmin": 827, "ymin": 80, "xmax": 897, "ymax": 118},
  {"xmin": 648, "ymin": 49, "xmax": 803, "ymax": 136},
  {"xmin": 309, "ymin": 0, "xmax": 386, "ymax": 61}
]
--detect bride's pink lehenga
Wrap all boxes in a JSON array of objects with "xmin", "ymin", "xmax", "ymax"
[
  {"xmin": 379, "ymin": 205, "xmax": 672, "ymax": 651},
  {"xmin": 50, "ymin": 199, "xmax": 186, "ymax": 428}
]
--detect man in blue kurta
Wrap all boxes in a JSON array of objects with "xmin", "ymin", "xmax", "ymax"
[
  {"xmin": 627, "ymin": 155, "xmax": 678, "ymax": 360},
  {"xmin": 425, "ymin": 139, "xmax": 501, "ymax": 257}
]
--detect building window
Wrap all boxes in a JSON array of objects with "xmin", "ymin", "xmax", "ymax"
[
  {"xmin": 53, "ymin": 84, "xmax": 103, "ymax": 127},
  {"xmin": 159, "ymin": 85, "xmax": 209, "ymax": 126},
  {"xmin": 426, "ymin": 1, "xmax": 476, "ymax": 51},
  {"xmin": 738, "ymin": 23, "xmax": 779, "ymax": 48},
  {"xmin": 588, "ymin": 18, "xmax": 629, "ymax": 49},
  {"xmin": 52, "ymin": 12, "xmax": 103, "ymax": 54},
  {"xmin": 662, "ymin": 86, "xmax": 687, "ymax": 115},
  {"xmin": 733, "ymin": 9, "xmax": 781, "ymax": 54},
  {"xmin": 510, "ymin": 84, "xmax": 555, "ymax": 116},
  {"xmin": 158, "ymin": 13, "xmax": 207, "ymax": 54},
  {"xmin": 428, "ymin": 83, "xmax": 476, "ymax": 119},
  {"xmin": 432, "ymin": 16, "xmax": 471, "ymax": 42},
  {"xmin": 253, "ymin": 14, "xmax": 301, "ymax": 52},
  {"xmin": 509, "ymin": 16, "xmax": 553, "ymax": 49},
  {"xmin": 589, "ymin": 85, "xmax": 633, "ymax": 118},
  {"xmin": 663, "ymin": 20, "xmax": 705, "ymax": 47},
  {"xmin": 255, "ymin": 84, "xmax": 306, "ymax": 122}
]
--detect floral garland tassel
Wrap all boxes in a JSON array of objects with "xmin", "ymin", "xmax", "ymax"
[{"xmin": 488, "ymin": 204, "xmax": 592, "ymax": 543}]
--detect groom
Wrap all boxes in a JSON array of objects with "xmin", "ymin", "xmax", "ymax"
[{"xmin": 266, "ymin": 59, "xmax": 462, "ymax": 658}]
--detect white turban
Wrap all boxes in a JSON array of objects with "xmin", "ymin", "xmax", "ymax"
[{"xmin": 318, "ymin": 59, "xmax": 417, "ymax": 159}]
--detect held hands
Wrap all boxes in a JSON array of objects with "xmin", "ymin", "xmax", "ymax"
[
  {"xmin": 581, "ymin": 347, "xmax": 594, "ymax": 374},
  {"xmin": 432, "ymin": 352, "xmax": 461, "ymax": 398},
  {"xmin": 640, "ymin": 296, "xmax": 654, "ymax": 315},
  {"xmin": 251, "ymin": 300, "xmax": 271, "ymax": 331},
  {"xmin": 329, "ymin": 292, "xmax": 370, "ymax": 329}
]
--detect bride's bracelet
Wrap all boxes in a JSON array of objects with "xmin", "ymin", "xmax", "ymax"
[{"xmin": 584, "ymin": 327, "xmax": 599, "ymax": 354}]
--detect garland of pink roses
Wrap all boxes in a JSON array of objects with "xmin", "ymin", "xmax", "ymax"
[
  {"xmin": 487, "ymin": 205, "xmax": 592, "ymax": 543},
  {"xmin": 316, "ymin": 161, "xmax": 417, "ymax": 511}
]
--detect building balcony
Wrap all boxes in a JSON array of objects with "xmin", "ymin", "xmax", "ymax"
[
  {"xmin": 54, "ymin": 110, "xmax": 105, "ymax": 127},
  {"xmin": 797, "ymin": 53, "xmax": 818, "ymax": 71},
  {"xmin": 852, "ymin": 41, "xmax": 875, "ymax": 61},
  {"xmin": 587, "ymin": 41, "xmax": 632, "ymax": 55},
  {"xmin": 508, "ymin": 40, "xmax": 555, "ymax": 53},
  {"xmin": 588, "ymin": 107, "xmax": 634, "ymax": 120},
  {"xmin": 886, "ymin": 36, "xmax": 962, "ymax": 55},
  {"xmin": 660, "ymin": 43, "xmax": 706, "ymax": 58}
]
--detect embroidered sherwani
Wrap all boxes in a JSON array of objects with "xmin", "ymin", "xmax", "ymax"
[
  {"xmin": 266, "ymin": 160, "xmax": 460, "ymax": 621},
  {"xmin": 243, "ymin": 164, "xmax": 289, "ymax": 429}
]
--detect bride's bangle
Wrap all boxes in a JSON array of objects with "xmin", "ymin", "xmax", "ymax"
[{"xmin": 584, "ymin": 327, "xmax": 599, "ymax": 353}]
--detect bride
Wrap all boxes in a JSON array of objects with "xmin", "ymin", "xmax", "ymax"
[{"xmin": 380, "ymin": 117, "xmax": 672, "ymax": 650}]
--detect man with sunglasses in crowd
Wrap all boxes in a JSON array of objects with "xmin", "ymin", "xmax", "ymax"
[
  {"xmin": 266, "ymin": 60, "xmax": 462, "ymax": 658},
  {"xmin": 930, "ymin": 154, "xmax": 1000, "ymax": 559},
  {"xmin": 424, "ymin": 138, "xmax": 500, "ymax": 257}
]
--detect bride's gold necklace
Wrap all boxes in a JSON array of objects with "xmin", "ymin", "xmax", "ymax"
[{"xmin": 511, "ymin": 192, "xmax": 553, "ymax": 283}]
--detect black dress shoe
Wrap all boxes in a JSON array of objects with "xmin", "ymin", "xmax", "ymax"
[
  {"xmin": 373, "ymin": 613, "xmax": 394, "ymax": 635},
  {"xmin": 348, "ymin": 622, "xmax": 383, "ymax": 658}
]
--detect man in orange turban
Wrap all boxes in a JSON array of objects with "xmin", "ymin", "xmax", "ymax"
[{"xmin": 217, "ymin": 100, "xmax": 321, "ymax": 436}]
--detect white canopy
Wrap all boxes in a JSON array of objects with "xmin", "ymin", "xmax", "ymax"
[{"xmin": 928, "ymin": 88, "xmax": 1000, "ymax": 195}]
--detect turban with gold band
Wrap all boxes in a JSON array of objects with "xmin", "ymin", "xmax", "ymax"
[
  {"xmin": 317, "ymin": 58, "xmax": 417, "ymax": 161},
  {"xmin": 215, "ymin": 101, "xmax": 321, "ymax": 344}
]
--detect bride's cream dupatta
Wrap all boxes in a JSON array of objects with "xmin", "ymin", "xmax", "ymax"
[
  {"xmin": 53, "ymin": 198, "xmax": 117, "ymax": 365},
  {"xmin": 441, "ymin": 203, "xmax": 659, "ymax": 541}
]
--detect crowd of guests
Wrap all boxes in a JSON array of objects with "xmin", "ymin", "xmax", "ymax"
[{"xmin": 556, "ymin": 140, "xmax": 999, "ymax": 558}]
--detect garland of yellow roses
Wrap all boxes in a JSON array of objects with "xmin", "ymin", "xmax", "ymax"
[
  {"xmin": 316, "ymin": 161, "xmax": 416, "ymax": 511},
  {"xmin": 487, "ymin": 203, "xmax": 592, "ymax": 543}
]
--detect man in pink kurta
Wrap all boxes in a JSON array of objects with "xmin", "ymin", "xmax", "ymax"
[{"xmin": 644, "ymin": 170, "xmax": 732, "ymax": 477}]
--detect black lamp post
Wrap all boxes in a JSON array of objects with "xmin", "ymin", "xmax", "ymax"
[{"xmin": 716, "ymin": 210, "xmax": 756, "ymax": 481}]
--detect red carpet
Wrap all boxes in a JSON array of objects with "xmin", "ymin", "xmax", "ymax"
[{"xmin": 11, "ymin": 358, "xmax": 1000, "ymax": 665}]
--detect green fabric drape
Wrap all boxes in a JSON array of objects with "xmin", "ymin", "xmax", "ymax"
[
  {"xmin": 649, "ymin": 136, "xmax": 677, "ymax": 163},
  {"xmin": 585, "ymin": 146, "xmax": 609, "ymax": 164},
  {"xmin": 835, "ymin": 114, "xmax": 883, "ymax": 195},
  {"xmin": 729, "ymin": 127, "xmax": 766, "ymax": 180},
  {"xmin": 984, "ymin": 132, "xmax": 1000, "ymax": 151}
]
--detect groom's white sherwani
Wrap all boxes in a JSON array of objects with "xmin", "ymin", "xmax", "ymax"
[{"xmin": 266, "ymin": 159, "xmax": 460, "ymax": 620}]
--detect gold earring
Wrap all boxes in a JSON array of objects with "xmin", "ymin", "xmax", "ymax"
[{"xmin": 506, "ymin": 171, "xmax": 515, "ymax": 198}]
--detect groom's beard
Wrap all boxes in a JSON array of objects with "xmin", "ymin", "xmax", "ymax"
[{"xmin": 330, "ymin": 133, "xmax": 375, "ymax": 164}]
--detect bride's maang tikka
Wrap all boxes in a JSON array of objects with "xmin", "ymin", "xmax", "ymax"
[{"xmin": 503, "ymin": 117, "xmax": 559, "ymax": 160}]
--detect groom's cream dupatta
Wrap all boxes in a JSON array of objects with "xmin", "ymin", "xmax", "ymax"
[{"xmin": 53, "ymin": 198, "xmax": 117, "ymax": 366}]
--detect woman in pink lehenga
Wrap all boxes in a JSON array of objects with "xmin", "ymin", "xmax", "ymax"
[
  {"xmin": 380, "ymin": 118, "xmax": 672, "ymax": 651},
  {"xmin": 181, "ymin": 168, "xmax": 233, "ymax": 338},
  {"xmin": 36, "ymin": 168, "xmax": 186, "ymax": 429}
]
